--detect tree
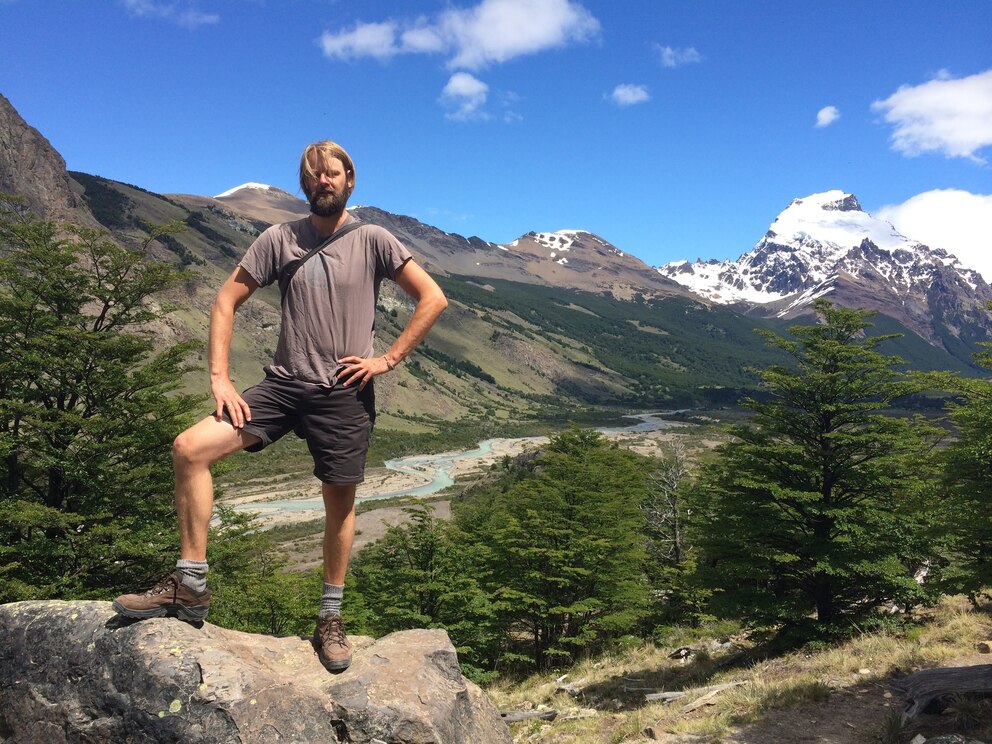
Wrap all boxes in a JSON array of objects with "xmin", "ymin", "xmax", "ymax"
[
  {"xmin": 348, "ymin": 504, "xmax": 502, "ymax": 682},
  {"xmin": 0, "ymin": 197, "xmax": 201, "ymax": 601},
  {"xmin": 205, "ymin": 507, "xmax": 319, "ymax": 636},
  {"xmin": 693, "ymin": 300, "xmax": 943, "ymax": 638},
  {"xmin": 938, "ymin": 309, "xmax": 992, "ymax": 602},
  {"xmin": 641, "ymin": 442, "xmax": 709, "ymax": 633},
  {"xmin": 459, "ymin": 429, "xmax": 652, "ymax": 670}
]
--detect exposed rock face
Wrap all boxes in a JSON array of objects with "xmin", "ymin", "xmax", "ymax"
[
  {"xmin": 0, "ymin": 600, "xmax": 511, "ymax": 744},
  {"xmin": 0, "ymin": 94, "xmax": 90, "ymax": 223},
  {"xmin": 658, "ymin": 190, "xmax": 992, "ymax": 362}
]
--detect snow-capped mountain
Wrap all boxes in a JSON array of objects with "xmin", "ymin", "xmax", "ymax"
[
  {"xmin": 168, "ymin": 182, "xmax": 310, "ymax": 226},
  {"xmin": 659, "ymin": 190, "xmax": 992, "ymax": 351},
  {"xmin": 213, "ymin": 182, "xmax": 275, "ymax": 198}
]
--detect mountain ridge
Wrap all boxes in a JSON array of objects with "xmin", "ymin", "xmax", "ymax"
[
  {"xmin": 169, "ymin": 182, "xmax": 694, "ymax": 302},
  {"xmin": 0, "ymin": 93, "xmax": 986, "ymax": 427},
  {"xmin": 658, "ymin": 189, "xmax": 992, "ymax": 353}
]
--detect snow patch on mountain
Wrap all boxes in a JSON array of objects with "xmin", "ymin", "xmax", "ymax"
[
  {"xmin": 658, "ymin": 190, "xmax": 982, "ymax": 310},
  {"xmin": 214, "ymin": 182, "xmax": 276, "ymax": 198},
  {"xmin": 533, "ymin": 231, "xmax": 579, "ymax": 253},
  {"xmin": 501, "ymin": 230, "xmax": 627, "ymax": 266}
]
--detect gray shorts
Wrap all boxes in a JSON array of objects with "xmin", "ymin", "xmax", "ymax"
[{"xmin": 224, "ymin": 374, "xmax": 375, "ymax": 484}]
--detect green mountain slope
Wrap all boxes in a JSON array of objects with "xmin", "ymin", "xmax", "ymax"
[{"xmin": 66, "ymin": 172, "xmax": 982, "ymax": 429}]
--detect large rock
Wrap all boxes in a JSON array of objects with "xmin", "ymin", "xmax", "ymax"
[
  {"xmin": 0, "ymin": 600, "xmax": 511, "ymax": 744},
  {"xmin": 0, "ymin": 94, "xmax": 92, "ymax": 224}
]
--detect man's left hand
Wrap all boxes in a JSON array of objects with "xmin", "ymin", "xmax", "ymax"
[{"xmin": 337, "ymin": 355, "xmax": 391, "ymax": 390}]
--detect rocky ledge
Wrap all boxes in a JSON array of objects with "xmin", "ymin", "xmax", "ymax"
[{"xmin": 0, "ymin": 600, "xmax": 511, "ymax": 744}]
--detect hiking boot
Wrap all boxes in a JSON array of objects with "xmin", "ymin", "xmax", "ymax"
[
  {"xmin": 313, "ymin": 614, "xmax": 352, "ymax": 672},
  {"xmin": 112, "ymin": 571, "xmax": 210, "ymax": 622}
]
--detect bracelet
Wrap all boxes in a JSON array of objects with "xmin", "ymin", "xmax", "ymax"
[{"xmin": 384, "ymin": 356, "xmax": 395, "ymax": 371}]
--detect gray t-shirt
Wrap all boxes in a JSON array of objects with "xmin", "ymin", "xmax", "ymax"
[{"xmin": 239, "ymin": 215, "xmax": 412, "ymax": 387}]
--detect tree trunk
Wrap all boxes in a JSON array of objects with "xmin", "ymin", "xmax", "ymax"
[{"xmin": 893, "ymin": 664, "xmax": 992, "ymax": 721}]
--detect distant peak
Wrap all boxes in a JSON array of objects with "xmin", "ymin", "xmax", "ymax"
[
  {"xmin": 214, "ymin": 182, "xmax": 275, "ymax": 198},
  {"xmin": 787, "ymin": 190, "xmax": 862, "ymax": 214}
]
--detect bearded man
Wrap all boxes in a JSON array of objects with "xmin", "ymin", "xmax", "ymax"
[{"xmin": 114, "ymin": 141, "xmax": 447, "ymax": 673}]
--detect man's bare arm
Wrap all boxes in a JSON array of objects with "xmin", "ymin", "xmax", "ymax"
[
  {"xmin": 209, "ymin": 267, "xmax": 260, "ymax": 427},
  {"xmin": 337, "ymin": 259, "xmax": 448, "ymax": 390}
]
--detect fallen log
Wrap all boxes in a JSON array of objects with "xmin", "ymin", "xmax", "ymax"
[
  {"xmin": 680, "ymin": 682, "xmax": 745, "ymax": 713},
  {"xmin": 644, "ymin": 690, "xmax": 689, "ymax": 703},
  {"xmin": 644, "ymin": 681, "xmax": 745, "ymax": 707},
  {"xmin": 499, "ymin": 709, "xmax": 558, "ymax": 723},
  {"xmin": 555, "ymin": 677, "xmax": 587, "ymax": 696},
  {"xmin": 891, "ymin": 664, "xmax": 992, "ymax": 721}
]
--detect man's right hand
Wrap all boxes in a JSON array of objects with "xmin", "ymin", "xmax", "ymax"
[{"xmin": 211, "ymin": 378, "xmax": 251, "ymax": 429}]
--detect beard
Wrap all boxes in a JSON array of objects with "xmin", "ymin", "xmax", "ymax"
[{"xmin": 308, "ymin": 188, "xmax": 350, "ymax": 217}]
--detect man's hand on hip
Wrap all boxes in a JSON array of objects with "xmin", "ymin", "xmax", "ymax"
[
  {"xmin": 337, "ymin": 355, "xmax": 392, "ymax": 391},
  {"xmin": 211, "ymin": 378, "xmax": 252, "ymax": 428}
]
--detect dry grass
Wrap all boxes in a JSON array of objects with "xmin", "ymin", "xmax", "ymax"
[{"xmin": 488, "ymin": 595, "xmax": 992, "ymax": 743}]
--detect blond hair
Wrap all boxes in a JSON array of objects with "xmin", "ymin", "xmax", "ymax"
[{"xmin": 299, "ymin": 141, "xmax": 355, "ymax": 198}]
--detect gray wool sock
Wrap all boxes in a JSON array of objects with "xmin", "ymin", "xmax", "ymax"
[
  {"xmin": 176, "ymin": 559, "xmax": 209, "ymax": 593},
  {"xmin": 319, "ymin": 582, "xmax": 345, "ymax": 618}
]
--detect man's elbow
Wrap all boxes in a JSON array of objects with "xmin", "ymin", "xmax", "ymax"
[
  {"xmin": 421, "ymin": 285, "xmax": 447, "ymax": 317},
  {"xmin": 211, "ymin": 295, "xmax": 235, "ymax": 318},
  {"xmin": 434, "ymin": 290, "xmax": 449, "ymax": 315}
]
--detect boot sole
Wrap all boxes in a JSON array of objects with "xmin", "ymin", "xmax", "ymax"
[
  {"xmin": 316, "ymin": 655, "xmax": 352, "ymax": 672},
  {"xmin": 112, "ymin": 600, "xmax": 209, "ymax": 623},
  {"xmin": 312, "ymin": 634, "xmax": 352, "ymax": 672}
]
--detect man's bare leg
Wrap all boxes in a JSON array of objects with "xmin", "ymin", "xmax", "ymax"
[
  {"xmin": 173, "ymin": 416, "xmax": 261, "ymax": 560},
  {"xmin": 314, "ymin": 482, "xmax": 357, "ymax": 672},
  {"xmin": 113, "ymin": 416, "xmax": 259, "ymax": 620},
  {"xmin": 321, "ymin": 483, "xmax": 357, "ymax": 584}
]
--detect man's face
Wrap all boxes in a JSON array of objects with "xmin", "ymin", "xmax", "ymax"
[{"xmin": 306, "ymin": 154, "xmax": 354, "ymax": 217}]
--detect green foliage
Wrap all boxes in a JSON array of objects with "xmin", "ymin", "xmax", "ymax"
[
  {"xmin": 641, "ymin": 443, "xmax": 711, "ymax": 633},
  {"xmin": 205, "ymin": 507, "xmax": 319, "ymax": 636},
  {"xmin": 349, "ymin": 430, "xmax": 660, "ymax": 675},
  {"xmin": 184, "ymin": 211, "xmax": 239, "ymax": 259},
  {"xmin": 438, "ymin": 275, "xmax": 791, "ymax": 403},
  {"xmin": 156, "ymin": 232, "xmax": 205, "ymax": 266},
  {"xmin": 70, "ymin": 171, "xmax": 135, "ymax": 229},
  {"xmin": 458, "ymin": 429, "xmax": 654, "ymax": 670},
  {"xmin": 418, "ymin": 343, "xmax": 497, "ymax": 384},
  {"xmin": 348, "ymin": 505, "xmax": 501, "ymax": 682},
  {"xmin": 692, "ymin": 300, "xmax": 944, "ymax": 639},
  {"xmin": 0, "ymin": 197, "xmax": 201, "ymax": 601},
  {"xmin": 936, "ymin": 315, "xmax": 992, "ymax": 602}
]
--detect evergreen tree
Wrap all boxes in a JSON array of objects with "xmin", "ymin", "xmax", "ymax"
[
  {"xmin": 0, "ymin": 197, "xmax": 200, "ymax": 601},
  {"xmin": 693, "ymin": 300, "xmax": 942, "ymax": 638},
  {"xmin": 348, "ymin": 504, "xmax": 501, "ymax": 681},
  {"xmin": 938, "ymin": 310, "xmax": 992, "ymax": 602},
  {"xmin": 461, "ymin": 429, "xmax": 652, "ymax": 670},
  {"xmin": 205, "ymin": 507, "xmax": 319, "ymax": 636},
  {"xmin": 641, "ymin": 442, "xmax": 709, "ymax": 634}
]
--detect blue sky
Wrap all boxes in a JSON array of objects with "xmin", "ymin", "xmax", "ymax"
[{"xmin": 2, "ymin": 1, "xmax": 991, "ymax": 275}]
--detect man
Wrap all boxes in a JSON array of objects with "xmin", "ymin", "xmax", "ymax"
[{"xmin": 114, "ymin": 141, "xmax": 448, "ymax": 673}]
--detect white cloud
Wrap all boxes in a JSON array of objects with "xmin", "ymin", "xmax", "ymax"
[
  {"xmin": 872, "ymin": 68, "xmax": 992, "ymax": 162},
  {"xmin": 440, "ymin": 73, "xmax": 490, "ymax": 121},
  {"xmin": 318, "ymin": 21, "xmax": 400, "ymax": 61},
  {"xmin": 121, "ymin": 0, "xmax": 218, "ymax": 29},
  {"xmin": 400, "ymin": 22, "xmax": 447, "ymax": 54},
  {"xmin": 816, "ymin": 105, "xmax": 840, "ymax": 128},
  {"xmin": 875, "ymin": 189, "xmax": 992, "ymax": 280},
  {"xmin": 439, "ymin": 0, "xmax": 599, "ymax": 70},
  {"xmin": 609, "ymin": 84, "xmax": 650, "ymax": 107},
  {"xmin": 318, "ymin": 0, "xmax": 599, "ymax": 70},
  {"xmin": 656, "ymin": 45, "xmax": 702, "ymax": 69}
]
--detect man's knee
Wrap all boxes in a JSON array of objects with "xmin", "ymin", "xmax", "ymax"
[
  {"xmin": 173, "ymin": 428, "xmax": 206, "ymax": 470},
  {"xmin": 322, "ymin": 483, "xmax": 357, "ymax": 515},
  {"xmin": 173, "ymin": 424, "xmax": 233, "ymax": 470},
  {"xmin": 174, "ymin": 419, "xmax": 257, "ymax": 471}
]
